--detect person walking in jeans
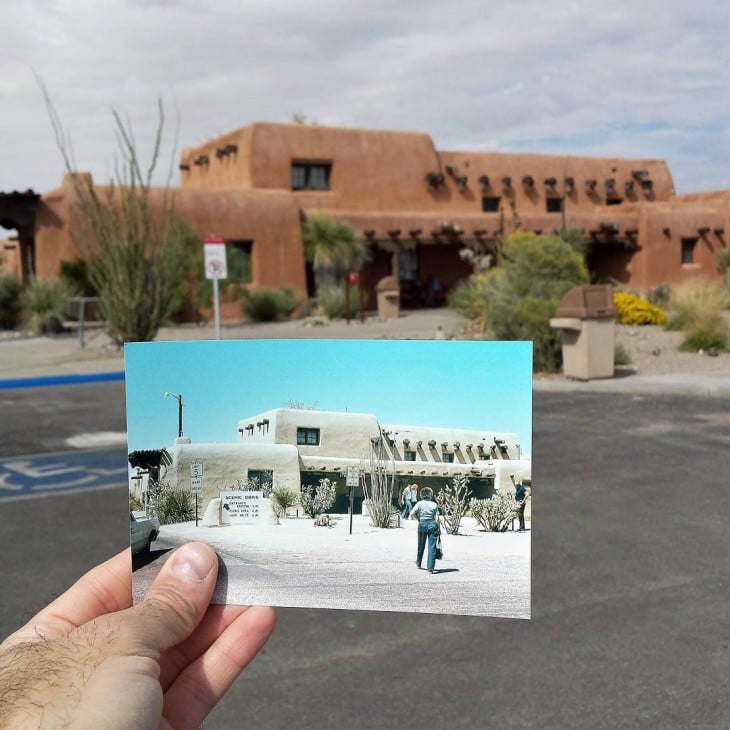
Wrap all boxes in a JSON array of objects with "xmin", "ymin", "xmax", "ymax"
[
  {"xmin": 409, "ymin": 486, "xmax": 441, "ymax": 573},
  {"xmin": 400, "ymin": 483, "xmax": 415, "ymax": 519}
]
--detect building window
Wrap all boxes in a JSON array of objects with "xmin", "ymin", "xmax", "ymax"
[
  {"xmin": 404, "ymin": 450, "xmax": 417, "ymax": 461},
  {"xmin": 681, "ymin": 237, "xmax": 697, "ymax": 264},
  {"xmin": 546, "ymin": 198, "xmax": 563, "ymax": 213},
  {"xmin": 297, "ymin": 427, "xmax": 320, "ymax": 446},
  {"xmin": 247, "ymin": 469, "xmax": 273, "ymax": 492},
  {"xmin": 442, "ymin": 452, "xmax": 454, "ymax": 463},
  {"xmin": 606, "ymin": 197, "xmax": 623, "ymax": 206},
  {"xmin": 227, "ymin": 240, "xmax": 252, "ymax": 283},
  {"xmin": 291, "ymin": 162, "xmax": 331, "ymax": 190},
  {"xmin": 481, "ymin": 196, "xmax": 500, "ymax": 212}
]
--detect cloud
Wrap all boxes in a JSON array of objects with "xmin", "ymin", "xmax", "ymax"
[{"xmin": 1, "ymin": 0, "xmax": 729, "ymax": 197}]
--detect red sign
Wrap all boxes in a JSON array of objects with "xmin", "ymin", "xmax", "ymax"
[
  {"xmin": 347, "ymin": 271, "xmax": 361, "ymax": 285},
  {"xmin": 204, "ymin": 234, "xmax": 226, "ymax": 245}
]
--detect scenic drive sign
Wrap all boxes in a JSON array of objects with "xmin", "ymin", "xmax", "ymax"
[{"xmin": 204, "ymin": 234, "xmax": 227, "ymax": 280}]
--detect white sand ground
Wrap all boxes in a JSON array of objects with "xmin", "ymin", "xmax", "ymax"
[{"xmin": 134, "ymin": 513, "xmax": 531, "ymax": 619}]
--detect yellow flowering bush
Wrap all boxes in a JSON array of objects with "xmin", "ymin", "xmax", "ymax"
[{"xmin": 613, "ymin": 292, "xmax": 667, "ymax": 326}]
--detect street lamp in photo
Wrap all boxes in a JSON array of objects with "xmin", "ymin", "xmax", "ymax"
[{"xmin": 164, "ymin": 391, "xmax": 184, "ymax": 438}]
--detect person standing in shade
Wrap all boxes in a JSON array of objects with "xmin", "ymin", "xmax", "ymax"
[
  {"xmin": 400, "ymin": 482, "xmax": 415, "ymax": 519},
  {"xmin": 511, "ymin": 474, "xmax": 528, "ymax": 531},
  {"xmin": 409, "ymin": 486, "xmax": 441, "ymax": 573}
]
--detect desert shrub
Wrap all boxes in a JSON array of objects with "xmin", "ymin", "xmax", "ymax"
[
  {"xmin": 59, "ymin": 260, "xmax": 97, "ymax": 296},
  {"xmin": 0, "ymin": 273, "xmax": 23, "ymax": 330},
  {"xmin": 300, "ymin": 477, "xmax": 337, "ymax": 518},
  {"xmin": 478, "ymin": 232, "xmax": 589, "ymax": 372},
  {"xmin": 157, "ymin": 488, "xmax": 196, "ymax": 525},
  {"xmin": 241, "ymin": 287, "xmax": 297, "ymax": 322},
  {"xmin": 435, "ymin": 475, "xmax": 471, "ymax": 535},
  {"xmin": 447, "ymin": 274, "xmax": 490, "ymax": 329},
  {"xmin": 23, "ymin": 278, "xmax": 70, "ymax": 332},
  {"xmin": 614, "ymin": 342, "xmax": 632, "ymax": 366},
  {"xmin": 470, "ymin": 491, "xmax": 518, "ymax": 532},
  {"xmin": 613, "ymin": 291, "xmax": 667, "ymax": 326},
  {"xmin": 271, "ymin": 484, "xmax": 300, "ymax": 523},
  {"xmin": 646, "ymin": 284, "xmax": 671, "ymax": 309},
  {"xmin": 668, "ymin": 279, "xmax": 730, "ymax": 352},
  {"xmin": 316, "ymin": 286, "xmax": 367, "ymax": 319},
  {"xmin": 717, "ymin": 248, "xmax": 730, "ymax": 274},
  {"xmin": 129, "ymin": 492, "xmax": 143, "ymax": 511},
  {"xmin": 679, "ymin": 325, "xmax": 729, "ymax": 353}
]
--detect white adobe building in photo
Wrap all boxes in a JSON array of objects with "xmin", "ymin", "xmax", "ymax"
[{"xmin": 130, "ymin": 407, "xmax": 531, "ymax": 515}]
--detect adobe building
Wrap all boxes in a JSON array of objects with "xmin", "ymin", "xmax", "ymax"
[
  {"xmin": 129, "ymin": 407, "xmax": 531, "ymax": 516},
  {"xmin": 2, "ymin": 122, "xmax": 728, "ymax": 310}
]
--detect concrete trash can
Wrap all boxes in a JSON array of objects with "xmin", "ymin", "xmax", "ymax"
[
  {"xmin": 375, "ymin": 275, "xmax": 400, "ymax": 319},
  {"xmin": 550, "ymin": 285, "xmax": 617, "ymax": 380}
]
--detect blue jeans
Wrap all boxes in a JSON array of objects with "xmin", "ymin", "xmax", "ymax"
[
  {"xmin": 401, "ymin": 498, "xmax": 413, "ymax": 519},
  {"xmin": 416, "ymin": 520, "xmax": 439, "ymax": 571}
]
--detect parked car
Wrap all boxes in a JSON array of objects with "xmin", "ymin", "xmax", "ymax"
[{"xmin": 130, "ymin": 512, "xmax": 160, "ymax": 555}]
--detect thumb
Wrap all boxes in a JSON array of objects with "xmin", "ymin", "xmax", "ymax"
[{"xmin": 128, "ymin": 542, "xmax": 219, "ymax": 654}]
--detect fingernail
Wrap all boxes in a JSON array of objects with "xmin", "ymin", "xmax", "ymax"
[{"xmin": 167, "ymin": 543, "xmax": 215, "ymax": 583}]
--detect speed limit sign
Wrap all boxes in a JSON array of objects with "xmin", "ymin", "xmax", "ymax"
[{"xmin": 204, "ymin": 234, "xmax": 228, "ymax": 280}]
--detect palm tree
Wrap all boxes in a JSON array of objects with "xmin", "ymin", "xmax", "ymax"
[{"xmin": 301, "ymin": 212, "xmax": 364, "ymax": 292}]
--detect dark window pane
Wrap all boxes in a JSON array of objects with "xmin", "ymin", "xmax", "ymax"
[
  {"xmin": 482, "ymin": 196, "xmax": 500, "ymax": 212},
  {"xmin": 291, "ymin": 165, "xmax": 307, "ymax": 190}
]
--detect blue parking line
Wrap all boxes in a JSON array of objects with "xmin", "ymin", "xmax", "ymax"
[{"xmin": 0, "ymin": 371, "xmax": 125, "ymax": 389}]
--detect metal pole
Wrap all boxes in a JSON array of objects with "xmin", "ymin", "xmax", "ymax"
[
  {"xmin": 195, "ymin": 495, "xmax": 199, "ymax": 527},
  {"xmin": 213, "ymin": 278, "xmax": 221, "ymax": 340},
  {"xmin": 178, "ymin": 397, "xmax": 183, "ymax": 438},
  {"xmin": 349, "ymin": 482, "xmax": 354, "ymax": 535},
  {"xmin": 78, "ymin": 298, "xmax": 86, "ymax": 349}
]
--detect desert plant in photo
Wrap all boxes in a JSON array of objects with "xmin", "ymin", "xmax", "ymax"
[
  {"xmin": 23, "ymin": 278, "xmax": 70, "ymax": 333},
  {"xmin": 241, "ymin": 287, "xmax": 297, "ymax": 322},
  {"xmin": 362, "ymin": 431, "xmax": 397, "ymax": 528},
  {"xmin": 270, "ymin": 484, "xmax": 300, "ymax": 523},
  {"xmin": 436, "ymin": 474, "xmax": 472, "ymax": 535},
  {"xmin": 613, "ymin": 291, "xmax": 667, "ymax": 326},
  {"xmin": 668, "ymin": 278, "xmax": 730, "ymax": 352},
  {"xmin": 470, "ymin": 491, "xmax": 519, "ymax": 532},
  {"xmin": 157, "ymin": 487, "xmax": 197, "ymax": 525},
  {"xmin": 129, "ymin": 492, "xmax": 143, "ymax": 512},
  {"xmin": 300, "ymin": 477, "xmax": 337, "ymax": 518},
  {"xmin": 0, "ymin": 273, "xmax": 23, "ymax": 330}
]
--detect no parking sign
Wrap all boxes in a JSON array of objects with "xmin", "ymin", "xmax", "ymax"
[{"xmin": 204, "ymin": 234, "xmax": 227, "ymax": 280}]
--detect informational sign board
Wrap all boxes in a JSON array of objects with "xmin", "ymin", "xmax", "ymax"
[
  {"xmin": 189, "ymin": 460, "xmax": 203, "ymax": 494},
  {"xmin": 204, "ymin": 234, "xmax": 227, "ymax": 280},
  {"xmin": 221, "ymin": 490, "xmax": 262, "ymax": 524},
  {"xmin": 346, "ymin": 466, "xmax": 360, "ymax": 487}
]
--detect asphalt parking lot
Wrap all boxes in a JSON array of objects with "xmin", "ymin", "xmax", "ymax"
[{"xmin": 3, "ymin": 384, "xmax": 730, "ymax": 728}]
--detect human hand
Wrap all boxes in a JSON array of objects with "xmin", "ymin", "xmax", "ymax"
[{"xmin": 0, "ymin": 542, "xmax": 276, "ymax": 729}]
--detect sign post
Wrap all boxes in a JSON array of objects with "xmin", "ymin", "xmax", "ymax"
[
  {"xmin": 190, "ymin": 460, "xmax": 203, "ymax": 527},
  {"xmin": 346, "ymin": 465, "xmax": 360, "ymax": 535},
  {"xmin": 204, "ymin": 234, "xmax": 228, "ymax": 340},
  {"xmin": 347, "ymin": 271, "xmax": 363, "ymax": 324}
]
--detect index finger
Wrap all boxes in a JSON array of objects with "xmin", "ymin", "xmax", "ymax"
[{"xmin": 0, "ymin": 547, "xmax": 132, "ymax": 649}]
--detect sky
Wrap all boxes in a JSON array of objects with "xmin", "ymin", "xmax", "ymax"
[
  {"xmin": 2, "ymin": 0, "xmax": 730, "ymax": 202},
  {"xmin": 124, "ymin": 339, "xmax": 533, "ymax": 456}
]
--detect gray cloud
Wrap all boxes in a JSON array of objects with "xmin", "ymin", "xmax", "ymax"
[{"xmin": 2, "ymin": 0, "xmax": 730, "ymax": 196}]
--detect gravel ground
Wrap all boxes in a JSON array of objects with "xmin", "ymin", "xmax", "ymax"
[{"xmin": 615, "ymin": 323, "xmax": 730, "ymax": 376}]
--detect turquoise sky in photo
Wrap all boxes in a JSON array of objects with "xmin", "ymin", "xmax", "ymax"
[{"xmin": 124, "ymin": 339, "xmax": 533, "ymax": 456}]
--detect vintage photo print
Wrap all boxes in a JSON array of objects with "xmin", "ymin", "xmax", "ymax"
[{"xmin": 126, "ymin": 339, "xmax": 532, "ymax": 618}]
